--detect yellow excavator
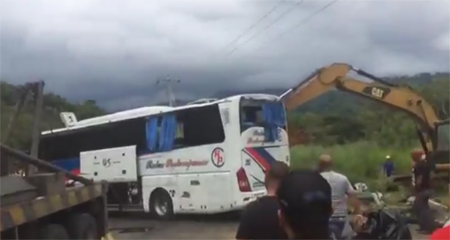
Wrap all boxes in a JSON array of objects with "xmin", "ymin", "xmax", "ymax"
[{"xmin": 279, "ymin": 62, "xmax": 449, "ymax": 171}]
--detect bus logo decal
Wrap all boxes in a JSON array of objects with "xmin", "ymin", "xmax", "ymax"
[
  {"xmin": 362, "ymin": 86, "xmax": 390, "ymax": 99},
  {"xmin": 211, "ymin": 148, "xmax": 225, "ymax": 168}
]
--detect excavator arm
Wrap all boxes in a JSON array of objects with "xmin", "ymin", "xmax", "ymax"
[{"xmin": 280, "ymin": 63, "xmax": 448, "ymax": 169}]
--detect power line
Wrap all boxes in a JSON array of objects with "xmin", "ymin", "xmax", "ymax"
[
  {"xmin": 275, "ymin": 0, "xmax": 339, "ymax": 42},
  {"xmin": 235, "ymin": 0, "xmax": 340, "ymax": 59},
  {"xmin": 226, "ymin": 0, "xmax": 305, "ymax": 57},
  {"xmin": 220, "ymin": 0, "xmax": 286, "ymax": 52}
]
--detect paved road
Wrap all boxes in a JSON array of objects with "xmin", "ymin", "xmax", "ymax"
[
  {"xmin": 109, "ymin": 212, "xmax": 238, "ymax": 239},
  {"xmin": 109, "ymin": 212, "xmax": 431, "ymax": 240}
]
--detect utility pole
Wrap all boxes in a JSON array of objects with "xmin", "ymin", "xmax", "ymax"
[{"xmin": 156, "ymin": 75, "xmax": 181, "ymax": 107}]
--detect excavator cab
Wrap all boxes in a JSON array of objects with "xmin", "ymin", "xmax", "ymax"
[
  {"xmin": 436, "ymin": 120, "xmax": 450, "ymax": 152},
  {"xmin": 430, "ymin": 120, "xmax": 450, "ymax": 169}
]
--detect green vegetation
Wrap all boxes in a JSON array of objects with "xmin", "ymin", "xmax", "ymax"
[
  {"xmin": 287, "ymin": 72, "xmax": 449, "ymax": 199},
  {"xmin": 288, "ymin": 73, "xmax": 449, "ymax": 148},
  {"xmin": 0, "ymin": 81, "xmax": 106, "ymax": 149},
  {"xmin": 289, "ymin": 142, "xmax": 411, "ymax": 190},
  {"xmin": 1, "ymin": 72, "xmax": 448, "ymax": 173},
  {"xmin": 290, "ymin": 141, "xmax": 411, "ymax": 180}
]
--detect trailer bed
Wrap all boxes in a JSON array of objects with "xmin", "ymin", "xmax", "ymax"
[{"xmin": 1, "ymin": 183, "xmax": 105, "ymax": 231}]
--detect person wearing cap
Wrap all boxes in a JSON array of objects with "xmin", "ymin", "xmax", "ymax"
[
  {"xmin": 317, "ymin": 154, "xmax": 363, "ymax": 239},
  {"xmin": 382, "ymin": 155, "xmax": 395, "ymax": 177},
  {"xmin": 277, "ymin": 170, "xmax": 333, "ymax": 239},
  {"xmin": 235, "ymin": 161, "xmax": 290, "ymax": 240}
]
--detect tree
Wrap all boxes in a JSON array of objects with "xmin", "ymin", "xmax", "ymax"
[{"xmin": 1, "ymin": 81, "xmax": 106, "ymax": 149}]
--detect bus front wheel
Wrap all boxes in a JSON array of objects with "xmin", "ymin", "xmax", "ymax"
[{"xmin": 150, "ymin": 189, "xmax": 174, "ymax": 220}]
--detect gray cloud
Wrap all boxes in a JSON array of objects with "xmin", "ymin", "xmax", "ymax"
[{"xmin": 1, "ymin": 0, "xmax": 449, "ymax": 111}]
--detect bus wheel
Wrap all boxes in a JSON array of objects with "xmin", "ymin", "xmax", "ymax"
[
  {"xmin": 39, "ymin": 223, "xmax": 70, "ymax": 239},
  {"xmin": 66, "ymin": 213, "xmax": 98, "ymax": 240},
  {"xmin": 150, "ymin": 189, "xmax": 174, "ymax": 220}
]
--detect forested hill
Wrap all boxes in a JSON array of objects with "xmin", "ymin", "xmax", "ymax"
[{"xmin": 1, "ymin": 72, "xmax": 449, "ymax": 149}]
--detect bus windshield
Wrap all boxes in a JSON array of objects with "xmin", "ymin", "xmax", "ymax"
[
  {"xmin": 240, "ymin": 98, "xmax": 286, "ymax": 141},
  {"xmin": 437, "ymin": 123, "xmax": 450, "ymax": 151}
]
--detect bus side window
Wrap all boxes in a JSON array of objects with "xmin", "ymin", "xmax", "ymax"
[
  {"xmin": 174, "ymin": 105, "xmax": 225, "ymax": 148},
  {"xmin": 41, "ymin": 117, "xmax": 148, "ymax": 161}
]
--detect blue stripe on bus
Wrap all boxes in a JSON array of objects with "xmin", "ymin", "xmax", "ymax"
[
  {"xmin": 52, "ymin": 157, "xmax": 80, "ymax": 171},
  {"xmin": 251, "ymin": 147, "xmax": 278, "ymax": 165}
]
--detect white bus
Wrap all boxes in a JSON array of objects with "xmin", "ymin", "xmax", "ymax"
[{"xmin": 38, "ymin": 94, "xmax": 290, "ymax": 218}]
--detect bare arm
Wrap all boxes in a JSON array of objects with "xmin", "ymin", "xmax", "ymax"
[{"xmin": 345, "ymin": 178, "xmax": 362, "ymax": 215}]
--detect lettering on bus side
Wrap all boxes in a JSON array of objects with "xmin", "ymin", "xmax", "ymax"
[
  {"xmin": 362, "ymin": 86, "xmax": 391, "ymax": 99},
  {"xmin": 247, "ymin": 129, "xmax": 265, "ymax": 144},
  {"xmin": 253, "ymin": 129, "xmax": 264, "ymax": 136},
  {"xmin": 146, "ymin": 160, "xmax": 164, "ymax": 169},
  {"xmin": 102, "ymin": 158, "xmax": 111, "ymax": 168},
  {"xmin": 169, "ymin": 190, "xmax": 176, "ymax": 197},
  {"xmin": 245, "ymin": 159, "xmax": 251, "ymax": 166},
  {"xmin": 165, "ymin": 159, "xmax": 209, "ymax": 169},
  {"xmin": 247, "ymin": 128, "xmax": 283, "ymax": 143}
]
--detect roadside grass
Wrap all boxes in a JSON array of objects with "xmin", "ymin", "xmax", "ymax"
[
  {"xmin": 289, "ymin": 141, "xmax": 449, "ymax": 206},
  {"xmin": 289, "ymin": 141, "xmax": 412, "ymax": 190}
]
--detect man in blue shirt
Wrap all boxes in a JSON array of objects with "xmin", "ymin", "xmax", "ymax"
[{"xmin": 382, "ymin": 155, "xmax": 395, "ymax": 177}]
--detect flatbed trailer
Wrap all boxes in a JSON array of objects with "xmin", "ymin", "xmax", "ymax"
[
  {"xmin": 0, "ymin": 144, "xmax": 114, "ymax": 240},
  {"xmin": 0, "ymin": 81, "xmax": 115, "ymax": 239}
]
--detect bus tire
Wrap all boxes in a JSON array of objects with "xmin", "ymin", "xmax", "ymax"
[
  {"xmin": 38, "ymin": 223, "xmax": 70, "ymax": 239},
  {"xmin": 66, "ymin": 213, "xmax": 98, "ymax": 240},
  {"xmin": 150, "ymin": 189, "xmax": 174, "ymax": 220}
]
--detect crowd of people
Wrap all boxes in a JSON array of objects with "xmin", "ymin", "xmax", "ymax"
[{"xmin": 235, "ymin": 153, "xmax": 449, "ymax": 240}]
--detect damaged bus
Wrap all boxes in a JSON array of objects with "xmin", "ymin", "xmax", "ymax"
[{"xmin": 38, "ymin": 94, "xmax": 290, "ymax": 218}]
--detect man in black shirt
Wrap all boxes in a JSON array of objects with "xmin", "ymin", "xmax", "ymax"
[
  {"xmin": 277, "ymin": 170, "xmax": 333, "ymax": 239},
  {"xmin": 412, "ymin": 154, "xmax": 438, "ymax": 234},
  {"xmin": 235, "ymin": 161, "xmax": 289, "ymax": 240}
]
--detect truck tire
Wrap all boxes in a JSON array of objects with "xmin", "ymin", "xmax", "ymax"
[
  {"xmin": 150, "ymin": 189, "xmax": 174, "ymax": 220},
  {"xmin": 66, "ymin": 213, "xmax": 98, "ymax": 240},
  {"xmin": 38, "ymin": 224, "xmax": 70, "ymax": 239}
]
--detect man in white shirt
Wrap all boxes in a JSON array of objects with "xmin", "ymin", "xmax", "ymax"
[{"xmin": 317, "ymin": 154, "xmax": 364, "ymax": 239}]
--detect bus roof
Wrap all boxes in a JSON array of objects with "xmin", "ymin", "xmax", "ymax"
[{"xmin": 41, "ymin": 93, "xmax": 279, "ymax": 136}]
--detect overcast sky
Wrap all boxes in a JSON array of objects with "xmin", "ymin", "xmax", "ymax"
[{"xmin": 1, "ymin": 0, "xmax": 449, "ymax": 110}]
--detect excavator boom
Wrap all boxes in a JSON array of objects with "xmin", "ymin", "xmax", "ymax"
[
  {"xmin": 282, "ymin": 63, "xmax": 439, "ymax": 129},
  {"xmin": 280, "ymin": 63, "xmax": 449, "ymax": 169}
]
